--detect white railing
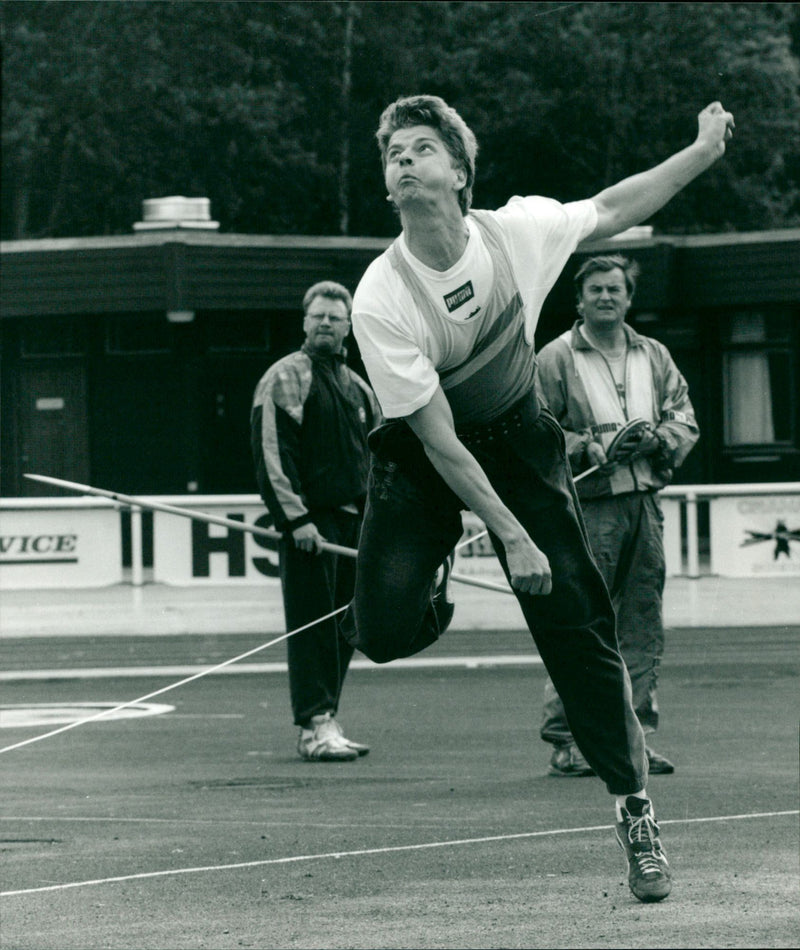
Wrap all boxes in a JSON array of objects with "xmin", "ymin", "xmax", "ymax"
[{"xmin": 2, "ymin": 483, "xmax": 799, "ymax": 588}]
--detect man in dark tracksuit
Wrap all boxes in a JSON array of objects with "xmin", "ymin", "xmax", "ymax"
[{"xmin": 251, "ymin": 280, "xmax": 381, "ymax": 761}]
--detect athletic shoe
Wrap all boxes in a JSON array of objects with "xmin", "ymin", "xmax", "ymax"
[
  {"xmin": 330, "ymin": 716, "xmax": 370, "ymax": 757},
  {"xmin": 548, "ymin": 742, "xmax": 596, "ymax": 777},
  {"xmin": 615, "ymin": 796, "xmax": 672, "ymax": 902},
  {"xmin": 297, "ymin": 712, "xmax": 358, "ymax": 762},
  {"xmin": 646, "ymin": 747, "xmax": 675, "ymax": 774},
  {"xmin": 431, "ymin": 550, "xmax": 456, "ymax": 630}
]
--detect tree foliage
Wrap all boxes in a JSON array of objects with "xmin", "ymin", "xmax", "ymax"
[{"xmin": 2, "ymin": 1, "xmax": 799, "ymax": 239}]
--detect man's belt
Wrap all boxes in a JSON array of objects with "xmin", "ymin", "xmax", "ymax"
[{"xmin": 456, "ymin": 390, "xmax": 540, "ymax": 446}]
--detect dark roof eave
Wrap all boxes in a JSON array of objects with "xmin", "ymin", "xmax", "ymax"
[
  {"xmin": 0, "ymin": 231, "xmax": 394, "ymax": 254},
  {"xmin": 4, "ymin": 226, "xmax": 800, "ymax": 256},
  {"xmin": 578, "ymin": 227, "xmax": 800, "ymax": 253}
]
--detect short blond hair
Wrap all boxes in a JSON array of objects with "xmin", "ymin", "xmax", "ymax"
[
  {"xmin": 376, "ymin": 95, "xmax": 478, "ymax": 215},
  {"xmin": 302, "ymin": 281, "xmax": 352, "ymax": 316}
]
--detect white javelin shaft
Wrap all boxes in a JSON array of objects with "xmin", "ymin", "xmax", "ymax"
[
  {"xmin": 573, "ymin": 464, "xmax": 599, "ymax": 483},
  {"xmin": 24, "ymin": 474, "xmax": 514, "ymax": 595},
  {"xmin": 24, "ymin": 474, "xmax": 356, "ymax": 557},
  {"xmin": 573, "ymin": 453, "xmax": 644, "ymax": 484}
]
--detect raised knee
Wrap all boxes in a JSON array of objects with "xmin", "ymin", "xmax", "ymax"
[{"xmin": 359, "ymin": 643, "xmax": 397, "ymax": 664}]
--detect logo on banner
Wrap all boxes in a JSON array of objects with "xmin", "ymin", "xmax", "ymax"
[
  {"xmin": 0, "ymin": 534, "xmax": 78, "ymax": 565},
  {"xmin": 740, "ymin": 520, "xmax": 800, "ymax": 560},
  {"xmin": 191, "ymin": 513, "xmax": 279, "ymax": 578}
]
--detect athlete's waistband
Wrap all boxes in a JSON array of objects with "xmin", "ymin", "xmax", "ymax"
[
  {"xmin": 455, "ymin": 388, "xmax": 541, "ymax": 446},
  {"xmin": 367, "ymin": 388, "xmax": 543, "ymax": 465}
]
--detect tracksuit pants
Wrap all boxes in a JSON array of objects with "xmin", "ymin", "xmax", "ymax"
[
  {"xmin": 541, "ymin": 491, "xmax": 666, "ymax": 742},
  {"xmin": 341, "ymin": 392, "xmax": 648, "ymax": 794},
  {"xmin": 279, "ymin": 508, "xmax": 360, "ymax": 728}
]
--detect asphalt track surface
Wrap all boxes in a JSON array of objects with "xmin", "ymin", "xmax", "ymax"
[{"xmin": 1, "ymin": 625, "xmax": 798, "ymax": 950}]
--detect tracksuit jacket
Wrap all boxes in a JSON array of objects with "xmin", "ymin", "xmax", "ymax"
[
  {"xmin": 536, "ymin": 321, "xmax": 699, "ymax": 499},
  {"xmin": 250, "ymin": 344, "xmax": 381, "ymax": 532}
]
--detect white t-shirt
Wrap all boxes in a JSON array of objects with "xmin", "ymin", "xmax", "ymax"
[{"xmin": 352, "ymin": 195, "xmax": 598, "ymax": 419}]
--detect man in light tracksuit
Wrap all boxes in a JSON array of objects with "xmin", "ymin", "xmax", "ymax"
[{"xmin": 537, "ymin": 254, "xmax": 698, "ymax": 778}]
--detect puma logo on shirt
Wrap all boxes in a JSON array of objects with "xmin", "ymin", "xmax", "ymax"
[{"xmin": 443, "ymin": 281, "xmax": 475, "ymax": 312}]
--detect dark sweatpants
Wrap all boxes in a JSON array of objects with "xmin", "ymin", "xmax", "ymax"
[
  {"xmin": 341, "ymin": 395, "xmax": 648, "ymax": 794},
  {"xmin": 542, "ymin": 491, "xmax": 666, "ymax": 744},
  {"xmin": 279, "ymin": 508, "xmax": 359, "ymax": 728}
]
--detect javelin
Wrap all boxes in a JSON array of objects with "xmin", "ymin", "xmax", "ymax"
[
  {"xmin": 573, "ymin": 465, "xmax": 599, "ymax": 482},
  {"xmin": 24, "ymin": 474, "xmax": 512, "ymax": 594},
  {"xmin": 24, "ymin": 474, "xmax": 355, "ymax": 557}
]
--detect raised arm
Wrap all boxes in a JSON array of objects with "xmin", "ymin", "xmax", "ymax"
[
  {"xmin": 588, "ymin": 102, "xmax": 735, "ymax": 241},
  {"xmin": 405, "ymin": 387, "xmax": 552, "ymax": 595}
]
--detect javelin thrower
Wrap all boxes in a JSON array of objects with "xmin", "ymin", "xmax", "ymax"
[{"xmin": 338, "ymin": 94, "xmax": 734, "ymax": 903}]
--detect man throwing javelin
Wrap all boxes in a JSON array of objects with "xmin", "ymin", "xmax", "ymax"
[{"xmin": 341, "ymin": 94, "xmax": 733, "ymax": 902}]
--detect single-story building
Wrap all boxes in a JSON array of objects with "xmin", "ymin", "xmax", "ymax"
[{"xmin": 2, "ymin": 199, "xmax": 798, "ymax": 500}]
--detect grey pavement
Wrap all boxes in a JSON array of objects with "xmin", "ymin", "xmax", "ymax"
[{"xmin": 1, "ymin": 573, "xmax": 799, "ymax": 640}]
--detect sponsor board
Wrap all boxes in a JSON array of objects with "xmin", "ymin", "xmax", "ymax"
[
  {"xmin": 152, "ymin": 502, "xmax": 685, "ymax": 587},
  {"xmin": 0, "ymin": 508, "xmax": 122, "ymax": 589},
  {"xmin": 153, "ymin": 506, "xmax": 512, "ymax": 586},
  {"xmin": 710, "ymin": 494, "xmax": 800, "ymax": 576},
  {"xmin": 153, "ymin": 505, "xmax": 280, "ymax": 584}
]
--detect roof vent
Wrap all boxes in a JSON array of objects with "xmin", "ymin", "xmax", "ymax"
[{"xmin": 133, "ymin": 196, "xmax": 219, "ymax": 231}]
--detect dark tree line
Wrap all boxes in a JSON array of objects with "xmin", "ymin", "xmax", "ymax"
[{"xmin": 2, "ymin": 1, "xmax": 799, "ymax": 240}]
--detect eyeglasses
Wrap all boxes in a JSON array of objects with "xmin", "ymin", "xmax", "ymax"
[{"xmin": 306, "ymin": 312, "xmax": 349, "ymax": 324}]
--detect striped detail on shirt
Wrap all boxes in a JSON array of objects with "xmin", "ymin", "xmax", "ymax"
[{"xmin": 387, "ymin": 211, "xmax": 535, "ymax": 426}]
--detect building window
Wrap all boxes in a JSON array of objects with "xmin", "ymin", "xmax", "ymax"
[{"xmin": 722, "ymin": 311, "xmax": 795, "ymax": 449}]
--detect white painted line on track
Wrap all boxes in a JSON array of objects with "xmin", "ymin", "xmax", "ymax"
[
  {"xmin": 0, "ymin": 815, "xmax": 427, "ymax": 829},
  {"xmin": 0, "ymin": 654, "xmax": 543, "ymax": 682},
  {"xmin": 1, "ymin": 810, "xmax": 796, "ymax": 898},
  {"xmin": 0, "ymin": 702, "xmax": 174, "ymax": 728}
]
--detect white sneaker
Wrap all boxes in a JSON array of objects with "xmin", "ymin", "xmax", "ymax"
[
  {"xmin": 297, "ymin": 712, "xmax": 359, "ymax": 761},
  {"xmin": 330, "ymin": 716, "xmax": 370, "ymax": 757}
]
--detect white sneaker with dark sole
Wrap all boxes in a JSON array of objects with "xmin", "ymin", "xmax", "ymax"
[
  {"xmin": 330, "ymin": 716, "xmax": 370, "ymax": 756},
  {"xmin": 297, "ymin": 712, "xmax": 359, "ymax": 762}
]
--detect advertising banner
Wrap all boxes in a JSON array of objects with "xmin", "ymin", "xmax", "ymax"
[
  {"xmin": 153, "ymin": 506, "xmax": 510, "ymax": 586},
  {"xmin": 153, "ymin": 504, "xmax": 281, "ymax": 585},
  {"xmin": 710, "ymin": 494, "xmax": 800, "ymax": 577},
  {"xmin": 0, "ymin": 506, "xmax": 122, "ymax": 589}
]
